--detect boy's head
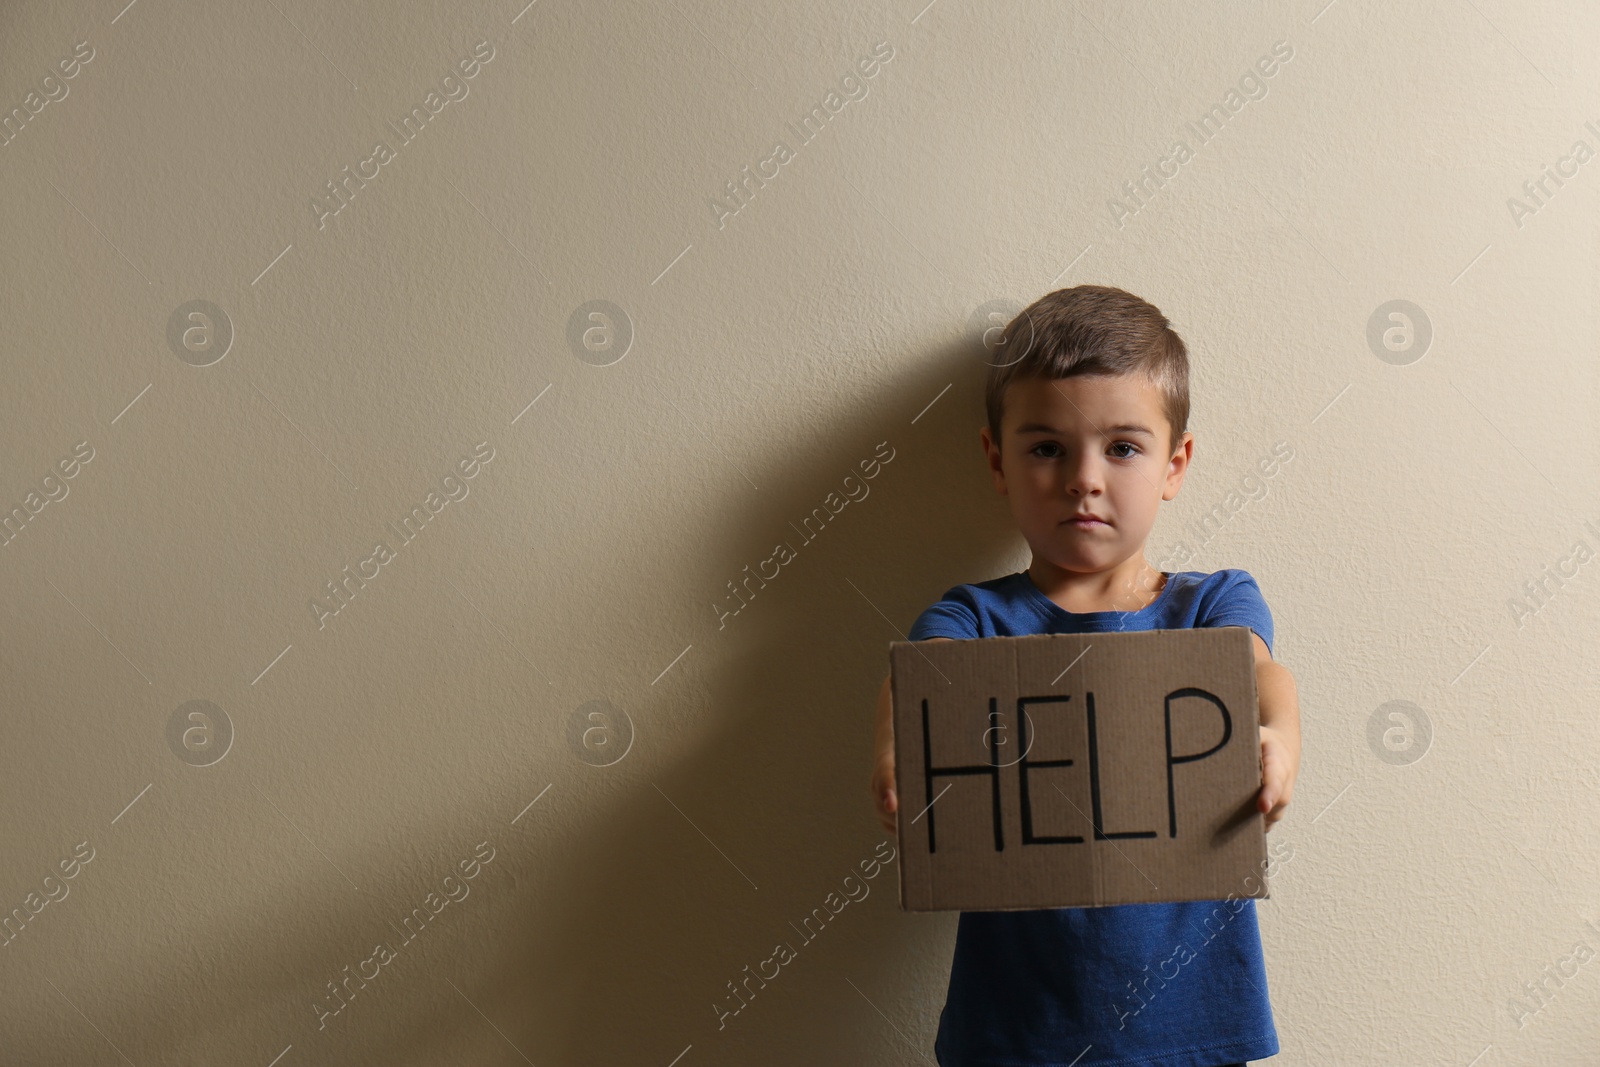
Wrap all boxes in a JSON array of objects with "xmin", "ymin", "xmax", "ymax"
[{"xmin": 977, "ymin": 285, "xmax": 1194, "ymax": 576}]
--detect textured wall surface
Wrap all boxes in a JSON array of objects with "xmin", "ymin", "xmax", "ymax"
[{"xmin": 3, "ymin": 1, "xmax": 1598, "ymax": 1064}]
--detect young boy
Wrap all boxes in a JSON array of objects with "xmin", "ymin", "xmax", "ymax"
[{"xmin": 870, "ymin": 285, "xmax": 1300, "ymax": 1067}]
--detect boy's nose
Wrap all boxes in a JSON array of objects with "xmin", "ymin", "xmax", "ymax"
[{"xmin": 1065, "ymin": 459, "xmax": 1104, "ymax": 494}]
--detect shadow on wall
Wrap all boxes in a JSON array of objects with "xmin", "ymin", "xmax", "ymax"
[{"xmin": 494, "ymin": 336, "xmax": 1017, "ymax": 1066}]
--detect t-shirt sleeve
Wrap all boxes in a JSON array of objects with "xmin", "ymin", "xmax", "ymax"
[
  {"xmin": 907, "ymin": 586, "xmax": 980, "ymax": 640},
  {"xmin": 1199, "ymin": 569, "xmax": 1274, "ymax": 657}
]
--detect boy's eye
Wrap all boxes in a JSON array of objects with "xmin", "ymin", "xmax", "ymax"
[{"xmin": 1029, "ymin": 441, "xmax": 1139, "ymax": 460}]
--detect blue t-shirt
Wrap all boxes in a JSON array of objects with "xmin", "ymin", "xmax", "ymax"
[{"xmin": 908, "ymin": 567, "xmax": 1280, "ymax": 1067}]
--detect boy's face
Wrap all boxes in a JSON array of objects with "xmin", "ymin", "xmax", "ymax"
[{"xmin": 980, "ymin": 372, "xmax": 1192, "ymax": 575}]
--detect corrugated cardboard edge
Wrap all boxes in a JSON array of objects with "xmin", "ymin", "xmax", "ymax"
[
  {"xmin": 1245, "ymin": 626, "xmax": 1271, "ymax": 901},
  {"xmin": 888, "ymin": 641, "xmax": 913, "ymax": 910}
]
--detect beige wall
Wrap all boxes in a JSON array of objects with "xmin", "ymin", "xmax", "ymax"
[{"xmin": 3, "ymin": 1, "xmax": 1599, "ymax": 1063}]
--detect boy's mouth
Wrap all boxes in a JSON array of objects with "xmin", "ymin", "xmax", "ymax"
[{"xmin": 1063, "ymin": 514, "xmax": 1109, "ymax": 529}]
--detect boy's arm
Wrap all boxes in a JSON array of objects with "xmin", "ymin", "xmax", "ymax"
[
  {"xmin": 1251, "ymin": 631, "xmax": 1300, "ymax": 831},
  {"xmin": 873, "ymin": 638, "xmax": 954, "ymax": 835}
]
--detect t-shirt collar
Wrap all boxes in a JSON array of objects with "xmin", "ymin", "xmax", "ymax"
[{"xmin": 1015, "ymin": 568, "xmax": 1176, "ymax": 621}]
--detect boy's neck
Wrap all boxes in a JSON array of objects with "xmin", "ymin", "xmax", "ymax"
[{"xmin": 1027, "ymin": 553, "xmax": 1167, "ymax": 614}]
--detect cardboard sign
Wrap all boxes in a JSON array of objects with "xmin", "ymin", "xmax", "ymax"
[{"xmin": 889, "ymin": 627, "xmax": 1267, "ymax": 912}]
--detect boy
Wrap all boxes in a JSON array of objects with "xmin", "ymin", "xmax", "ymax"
[{"xmin": 870, "ymin": 285, "xmax": 1300, "ymax": 1066}]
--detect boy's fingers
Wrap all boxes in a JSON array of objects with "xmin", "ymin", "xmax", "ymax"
[
  {"xmin": 1259, "ymin": 770, "xmax": 1293, "ymax": 814},
  {"xmin": 1259, "ymin": 765, "xmax": 1280, "ymax": 810},
  {"xmin": 1259, "ymin": 742, "xmax": 1292, "ymax": 812},
  {"xmin": 1260, "ymin": 789, "xmax": 1289, "ymax": 829}
]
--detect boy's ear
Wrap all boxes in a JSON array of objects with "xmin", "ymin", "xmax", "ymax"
[
  {"xmin": 979, "ymin": 426, "xmax": 1007, "ymax": 495},
  {"xmin": 1162, "ymin": 431, "xmax": 1194, "ymax": 501}
]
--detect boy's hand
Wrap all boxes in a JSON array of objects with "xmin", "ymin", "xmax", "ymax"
[
  {"xmin": 872, "ymin": 672, "xmax": 900, "ymax": 837},
  {"xmin": 1258, "ymin": 725, "xmax": 1297, "ymax": 831},
  {"xmin": 871, "ymin": 750, "xmax": 898, "ymax": 837},
  {"xmin": 1251, "ymin": 633, "xmax": 1300, "ymax": 833}
]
